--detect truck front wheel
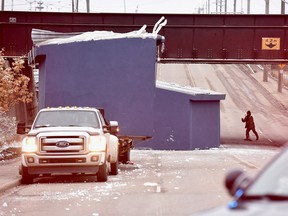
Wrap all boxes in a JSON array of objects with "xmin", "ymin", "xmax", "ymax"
[
  {"xmin": 21, "ymin": 166, "xmax": 34, "ymax": 184},
  {"xmin": 97, "ymin": 162, "xmax": 108, "ymax": 182},
  {"xmin": 110, "ymin": 161, "xmax": 118, "ymax": 175}
]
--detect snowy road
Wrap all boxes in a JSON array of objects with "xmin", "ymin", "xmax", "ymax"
[{"xmin": 0, "ymin": 147, "xmax": 279, "ymax": 216}]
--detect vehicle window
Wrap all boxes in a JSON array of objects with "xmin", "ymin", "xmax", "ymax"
[
  {"xmin": 33, "ymin": 110, "xmax": 100, "ymax": 128},
  {"xmin": 97, "ymin": 110, "xmax": 107, "ymax": 126},
  {"xmin": 245, "ymin": 149, "xmax": 288, "ymax": 196}
]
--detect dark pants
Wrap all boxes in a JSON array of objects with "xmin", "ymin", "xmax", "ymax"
[{"xmin": 246, "ymin": 127, "xmax": 259, "ymax": 140}]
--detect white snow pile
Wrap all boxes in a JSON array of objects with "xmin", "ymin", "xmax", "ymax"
[
  {"xmin": 156, "ymin": 80, "xmax": 225, "ymax": 96},
  {"xmin": 0, "ymin": 141, "xmax": 21, "ymax": 160},
  {"xmin": 33, "ymin": 29, "xmax": 161, "ymax": 46},
  {"xmin": 0, "ymin": 111, "xmax": 21, "ymax": 159},
  {"xmin": 0, "ymin": 141, "xmax": 21, "ymax": 151},
  {"xmin": 32, "ymin": 16, "xmax": 167, "ymax": 47}
]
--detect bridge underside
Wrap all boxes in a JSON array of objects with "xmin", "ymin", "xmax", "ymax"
[{"xmin": 1, "ymin": 11, "xmax": 288, "ymax": 63}]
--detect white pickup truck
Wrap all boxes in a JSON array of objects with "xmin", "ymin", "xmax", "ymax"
[{"xmin": 17, "ymin": 107, "xmax": 119, "ymax": 184}]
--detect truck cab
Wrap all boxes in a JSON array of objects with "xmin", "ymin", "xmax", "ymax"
[{"xmin": 17, "ymin": 107, "xmax": 119, "ymax": 184}]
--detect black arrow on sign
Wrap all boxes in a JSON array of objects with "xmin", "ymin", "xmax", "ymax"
[{"xmin": 265, "ymin": 42, "xmax": 277, "ymax": 49}]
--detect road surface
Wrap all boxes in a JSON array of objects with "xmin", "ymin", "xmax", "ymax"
[{"xmin": 0, "ymin": 147, "xmax": 279, "ymax": 216}]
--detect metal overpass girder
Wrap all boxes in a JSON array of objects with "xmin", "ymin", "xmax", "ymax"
[{"xmin": 1, "ymin": 11, "xmax": 288, "ymax": 63}]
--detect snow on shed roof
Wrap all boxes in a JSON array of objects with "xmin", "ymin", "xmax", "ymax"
[
  {"xmin": 32, "ymin": 17, "xmax": 167, "ymax": 46},
  {"xmin": 32, "ymin": 28, "xmax": 164, "ymax": 46},
  {"xmin": 156, "ymin": 81, "xmax": 225, "ymax": 100}
]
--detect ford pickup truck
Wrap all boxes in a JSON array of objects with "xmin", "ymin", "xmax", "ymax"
[{"xmin": 17, "ymin": 107, "xmax": 119, "ymax": 184}]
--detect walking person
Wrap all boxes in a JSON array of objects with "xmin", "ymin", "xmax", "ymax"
[{"xmin": 241, "ymin": 110, "xmax": 259, "ymax": 141}]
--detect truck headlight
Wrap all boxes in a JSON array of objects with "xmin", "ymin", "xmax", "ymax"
[
  {"xmin": 88, "ymin": 136, "xmax": 106, "ymax": 152},
  {"xmin": 22, "ymin": 137, "xmax": 37, "ymax": 153}
]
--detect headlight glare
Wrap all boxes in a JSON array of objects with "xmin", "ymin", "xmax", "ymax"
[
  {"xmin": 22, "ymin": 137, "xmax": 37, "ymax": 153},
  {"xmin": 88, "ymin": 136, "xmax": 106, "ymax": 151}
]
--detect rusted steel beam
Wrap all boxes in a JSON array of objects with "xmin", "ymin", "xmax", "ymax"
[{"xmin": 1, "ymin": 11, "xmax": 288, "ymax": 63}]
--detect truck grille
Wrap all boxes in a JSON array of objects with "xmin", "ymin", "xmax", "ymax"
[
  {"xmin": 40, "ymin": 136, "xmax": 85, "ymax": 154},
  {"xmin": 39, "ymin": 158, "xmax": 86, "ymax": 163}
]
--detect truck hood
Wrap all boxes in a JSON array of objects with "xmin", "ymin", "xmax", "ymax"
[{"xmin": 28, "ymin": 126, "xmax": 102, "ymax": 136}]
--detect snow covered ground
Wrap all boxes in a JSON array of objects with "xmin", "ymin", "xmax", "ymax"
[{"xmin": 0, "ymin": 141, "xmax": 21, "ymax": 161}]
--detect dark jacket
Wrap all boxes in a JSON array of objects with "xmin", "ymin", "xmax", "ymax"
[{"xmin": 242, "ymin": 115, "xmax": 255, "ymax": 129}]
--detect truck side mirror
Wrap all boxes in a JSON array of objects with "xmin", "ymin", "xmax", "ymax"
[
  {"xmin": 17, "ymin": 122, "xmax": 26, "ymax": 134},
  {"xmin": 109, "ymin": 121, "xmax": 119, "ymax": 135}
]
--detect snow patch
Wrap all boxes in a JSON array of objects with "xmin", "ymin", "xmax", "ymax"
[
  {"xmin": 0, "ymin": 141, "xmax": 21, "ymax": 152},
  {"xmin": 156, "ymin": 80, "xmax": 224, "ymax": 96},
  {"xmin": 144, "ymin": 182, "xmax": 158, "ymax": 187},
  {"xmin": 2, "ymin": 202, "xmax": 8, "ymax": 207}
]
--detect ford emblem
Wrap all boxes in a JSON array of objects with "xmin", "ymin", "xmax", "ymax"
[{"xmin": 56, "ymin": 141, "xmax": 70, "ymax": 148}]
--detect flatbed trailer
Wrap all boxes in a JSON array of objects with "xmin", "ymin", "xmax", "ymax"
[
  {"xmin": 94, "ymin": 108, "xmax": 152, "ymax": 164},
  {"xmin": 117, "ymin": 135, "xmax": 152, "ymax": 163}
]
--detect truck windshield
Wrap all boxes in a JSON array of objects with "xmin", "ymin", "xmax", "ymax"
[{"xmin": 33, "ymin": 110, "xmax": 100, "ymax": 129}]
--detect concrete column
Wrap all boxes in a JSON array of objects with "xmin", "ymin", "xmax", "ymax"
[
  {"xmin": 86, "ymin": 0, "xmax": 90, "ymax": 12},
  {"xmin": 263, "ymin": 65, "xmax": 269, "ymax": 82},
  {"xmin": 265, "ymin": 0, "xmax": 270, "ymax": 14},
  {"xmin": 247, "ymin": 0, "xmax": 250, "ymax": 14},
  {"xmin": 281, "ymin": 0, "xmax": 285, "ymax": 14},
  {"xmin": 278, "ymin": 69, "xmax": 284, "ymax": 93}
]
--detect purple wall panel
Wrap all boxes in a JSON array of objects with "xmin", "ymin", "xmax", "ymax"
[
  {"xmin": 37, "ymin": 38, "xmax": 156, "ymax": 137},
  {"xmin": 189, "ymin": 100, "xmax": 221, "ymax": 149},
  {"xmin": 139, "ymin": 88, "xmax": 223, "ymax": 150},
  {"xmin": 149, "ymin": 88, "xmax": 190, "ymax": 150}
]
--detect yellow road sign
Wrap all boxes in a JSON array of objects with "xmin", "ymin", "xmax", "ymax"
[
  {"xmin": 262, "ymin": 37, "xmax": 280, "ymax": 50},
  {"xmin": 279, "ymin": 63, "xmax": 286, "ymax": 69}
]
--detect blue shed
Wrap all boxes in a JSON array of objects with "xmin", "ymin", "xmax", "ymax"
[{"xmin": 31, "ymin": 29, "xmax": 225, "ymax": 150}]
